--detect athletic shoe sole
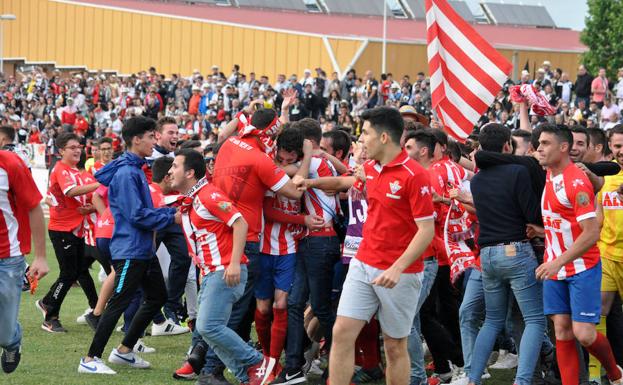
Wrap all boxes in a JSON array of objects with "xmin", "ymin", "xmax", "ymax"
[
  {"xmin": 172, "ymin": 372, "xmax": 198, "ymax": 380},
  {"xmin": 41, "ymin": 323, "xmax": 67, "ymax": 333}
]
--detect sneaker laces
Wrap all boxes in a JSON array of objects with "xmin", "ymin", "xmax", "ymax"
[{"xmin": 4, "ymin": 350, "xmax": 17, "ymax": 362}]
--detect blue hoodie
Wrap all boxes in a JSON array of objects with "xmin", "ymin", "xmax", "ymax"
[{"xmin": 95, "ymin": 151, "xmax": 176, "ymax": 261}]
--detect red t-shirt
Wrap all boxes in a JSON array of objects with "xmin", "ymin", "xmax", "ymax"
[
  {"xmin": 181, "ymin": 183, "xmax": 247, "ymax": 274},
  {"xmin": 213, "ymin": 136, "xmax": 290, "ymax": 242},
  {"xmin": 0, "ymin": 151, "xmax": 42, "ymax": 258},
  {"xmin": 48, "ymin": 161, "xmax": 88, "ymax": 232},
  {"xmin": 149, "ymin": 183, "xmax": 165, "ymax": 208},
  {"xmin": 542, "ymin": 162, "xmax": 600, "ymax": 280},
  {"xmin": 74, "ymin": 117, "xmax": 89, "ymax": 136},
  {"xmin": 356, "ymin": 150, "xmax": 435, "ymax": 273}
]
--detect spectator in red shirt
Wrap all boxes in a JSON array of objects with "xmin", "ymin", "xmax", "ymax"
[
  {"xmin": 61, "ymin": 98, "xmax": 77, "ymax": 126},
  {"xmin": 74, "ymin": 111, "xmax": 89, "ymax": 137},
  {"xmin": 188, "ymin": 85, "xmax": 202, "ymax": 116},
  {"xmin": 0, "ymin": 150, "xmax": 49, "ymax": 374},
  {"xmin": 37, "ymin": 132, "xmax": 100, "ymax": 333}
]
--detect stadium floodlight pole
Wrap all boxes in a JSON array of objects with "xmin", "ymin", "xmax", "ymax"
[
  {"xmin": 382, "ymin": 0, "xmax": 387, "ymax": 74},
  {"xmin": 0, "ymin": 14, "xmax": 17, "ymax": 75}
]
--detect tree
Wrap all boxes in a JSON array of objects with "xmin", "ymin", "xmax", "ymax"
[{"xmin": 581, "ymin": 0, "xmax": 623, "ymax": 78}]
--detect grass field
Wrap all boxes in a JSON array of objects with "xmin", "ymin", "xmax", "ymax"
[{"xmin": 4, "ymin": 231, "xmax": 516, "ymax": 385}]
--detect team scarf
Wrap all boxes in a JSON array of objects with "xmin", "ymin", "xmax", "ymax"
[
  {"xmin": 443, "ymin": 197, "xmax": 477, "ymax": 284},
  {"xmin": 236, "ymin": 110, "xmax": 280, "ymax": 154},
  {"xmin": 177, "ymin": 177, "xmax": 209, "ymax": 273},
  {"xmin": 509, "ymin": 84, "xmax": 557, "ymax": 116}
]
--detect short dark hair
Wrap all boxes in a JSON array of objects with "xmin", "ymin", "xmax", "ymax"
[
  {"xmin": 296, "ymin": 118, "xmax": 322, "ymax": 144},
  {"xmin": 276, "ymin": 126, "xmax": 304, "ymax": 159},
  {"xmin": 97, "ymin": 136, "xmax": 113, "ymax": 147},
  {"xmin": 512, "ymin": 129, "xmax": 531, "ymax": 143},
  {"xmin": 539, "ymin": 124, "xmax": 573, "ymax": 146},
  {"xmin": 122, "ymin": 116, "xmax": 157, "ymax": 148},
  {"xmin": 531, "ymin": 125, "xmax": 543, "ymax": 151},
  {"xmin": 175, "ymin": 148, "xmax": 206, "ymax": 180},
  {"xmin": 56, "ymin": 132, "xmax": 80, "ymax": 149},
  {"xmin": 0, "ymin": 125, "xmax": 15, "ymax": 141},
  {"xmin": 479, "ymin": 123, "xmax": 511, "ymax": 153},
  {"xmin": 610, "ymin": 124, "xmax": 623, "ymax": 137},
  {"xmin": 570, "ymin": 125, "xmax": 590, "ymax": 146},
  {"xmin": 156, "ymin": 116, "xmax": 177, "ymax": 132},
  {"xmin": 322, "ymin": 130, "xmax": 352, "ymax": 160},
  {"xmin": 360, "ymin": 106, "xmax": 404, "ymax": 144},
  {"xmin": 405, "ymin": 129, "xmax": 437, "ymax": 158},
  {"xmin": 180, "ymin": 140, "xmax": 202, "ymax": 150},
  {"xmin": 587, "ymin": 128, "xmax": 606, "ymax": 155},
  {"xmin": 152, "ymin": 156, "xmax": 173, "ymax": 183},
  {"xmin": 250, "ymin": 109, "xmax": 278, "ymax": 130},
  {"xmin": 431, "ymin": 128, "xmax": 449, "ymax": 149}
]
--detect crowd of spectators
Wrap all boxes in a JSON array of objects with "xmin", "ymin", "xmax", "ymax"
[{"xmin": 1, "ymin": 60, "xmax": 621, "ymax": 165}]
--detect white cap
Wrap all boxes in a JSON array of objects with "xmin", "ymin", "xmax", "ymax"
[
  {"xmin": 192, "ymin": 85, "xmax": 201, "ymax": 91},
  {"xmin": 304, "ymin": 69, "xmax": 311, "ymax": 74}
]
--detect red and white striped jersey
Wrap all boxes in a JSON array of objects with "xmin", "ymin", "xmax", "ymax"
[
  {"xmin": 303, "ymin": 156, "xmax": 339, "ymax": 237},
  {"xmin": 81, "ymin": 171, "xmax": 97, "ymax": 247},
  {"xmin": 181, "ymin": 182, "xmax": 248, "ymax": 275},
  {"xmin": 0, "ymin": 151, "xmax": 42, "ymax": 258},
  {"xmin": 261, "ymin": 191, "xmax": 304, "ymax": 255},
  {"xmin": 542, "ymin": 163, "xmax": 600, "ymax": 280}
]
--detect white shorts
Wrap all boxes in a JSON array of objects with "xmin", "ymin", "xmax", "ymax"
[{"xmin": 337, "ymin": 258, "xmax": 422, "ymax": 338}]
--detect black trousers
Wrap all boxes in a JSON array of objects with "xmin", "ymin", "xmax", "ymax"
[
  {"xmin": 43, "ymin": 230, "xmax": 98, "ymax": 320},
  {"xmin": 156, "ymin": 224, "xmax": 191, "ymax": 321},
  {"xmin": 88, "ymin": 257, "xmax": 167, "ymax": 358},
  {"xmin": 420, "ymin": 265, "xmax": 464, "ymax": 373}
]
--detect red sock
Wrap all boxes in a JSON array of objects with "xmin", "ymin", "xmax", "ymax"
[
  {"xmin": 586, "ymin": 332, "xmax": 622, "ymax": 380},
  {"xmin": 556, "ymin": 339, "xmax": 580, "ymax": 385},
  {"xmin": 270, "ymin": 308, "xmax": 288, "ymax": 360},
  {"xmin": 355, "ymin": 319, "xmax": 381, "ymax": 369},
  {"xmin": 255, "ymin": 309, "xmax": 272, "ymax": 357}
]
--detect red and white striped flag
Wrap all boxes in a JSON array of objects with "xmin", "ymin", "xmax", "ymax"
[{"xmin": 426, "ymin": 0, "xmax": 513, "ymax": 141}]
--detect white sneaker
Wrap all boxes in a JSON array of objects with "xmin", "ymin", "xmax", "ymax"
[
  {"xmin": 108, "ymin": 348, "xmax": 151, "ymax": 369},
  {"xmin": 482, "ymin": 369, "xmax": 491, "ymax": 380},
  {"xmin": 76, "ymin": 308, "xmax": 93, "ymax": 324},
  {"xmin": 449, "ymin": 373, "xmax": 469, "ymax": 385},
  {"xmin": 133, "ymin": 338, "xmax": 156, "ymax": 354},
  {"xmin": 78, "ymin": 357, "xmax": 117, "ymax": 374},
  {"xmin": 489, "ymin": 350, "xmax": 518, "ymax": 369},
  {"xmin": 151, "ymin": 318, "xmax": 189, "ymax": 336},
  {"xmin": 451, "ymin": 364, "xmax": 464, "ymax": 379},
  {"xmin": 308, "ymin": 359, "xmax": 324, "ymax": 376}
]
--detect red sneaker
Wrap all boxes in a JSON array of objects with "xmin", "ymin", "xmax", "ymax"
[
  {"xmin": 173, "ymin": 361, "xmax": 197, "ymax": 380},
  {"xmin": 247, "ymin": 356, "xmax": 276, "ymax": 385}
]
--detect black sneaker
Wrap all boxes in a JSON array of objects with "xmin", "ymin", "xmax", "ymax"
[
  {"xmin": 187, "ymin": 343, "xmax": 208, "ymax": 374},
  {"xmin": 1, "ymin": 346, "xmax": 21, "ymax": 373},
  {"xmin": 41, "ymin": 319, "xmax": 67, "ymax": 333},
  {"xmin": 35, "ymin": 299, "xmax": 49, "ymax": 320},
  {"xmin": 84, "ymin": 312, "xmax": 100, "ymax": 332},
  {"xmin": 271, "ymin": 368, "xmax": 307, "ymax": 385}
]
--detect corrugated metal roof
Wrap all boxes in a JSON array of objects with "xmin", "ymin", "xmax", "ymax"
[{"xmin": 481, "ymin": 2, "xmax": 556, "ymax": 28}]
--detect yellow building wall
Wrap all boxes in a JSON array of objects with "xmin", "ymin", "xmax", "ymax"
[
  {"xmin": 1, "ymin": 0, "xmax": 582, "ymax": 82},
  {"xmin": 0, "ymin": 0, "xmax": 336, "ymax": 79}
]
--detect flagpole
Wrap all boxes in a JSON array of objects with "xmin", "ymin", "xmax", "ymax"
[{"xmin": 382, "ymin": 0, "xmax": 387, "ymax": 74}]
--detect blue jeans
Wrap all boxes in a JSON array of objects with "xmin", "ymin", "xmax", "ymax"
[
  {"xmin": 196, "ymin": 264, "xmax": 262, "ymax": 382},
  {"xmin": 408, "ymin": 258, "xmax": 439, "ymax": 385},
  {"xmin": 285, "ymin": 236, "xmax": 340, "ymax": 370},
  {"xmin": 459, "ymin": 268, "xmax": 485, "ymax": 377},
  {"xmin": 468, "ymin": 243, "xmax": 545, "ymax": 385},
  {"xmin": 202, "ymin": 241, "xmax": 261, "ymax": 374},
  {"xmin": 0, "ymin": 256, "xmax": 25, "ymax": 351}
]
